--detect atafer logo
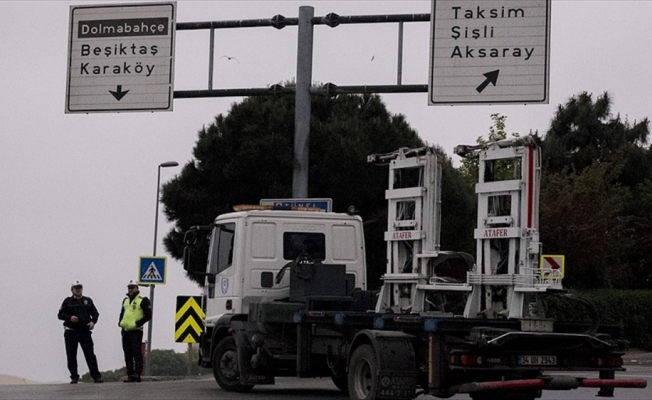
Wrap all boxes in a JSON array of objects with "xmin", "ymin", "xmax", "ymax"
[{"xmin": 79, "ymin": 18, "xmax": 169, "ymax": 38}]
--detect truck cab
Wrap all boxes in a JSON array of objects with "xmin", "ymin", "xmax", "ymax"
[{"xmin": 186, "ymin": 208, "xmax": 367, "ymax": 339}]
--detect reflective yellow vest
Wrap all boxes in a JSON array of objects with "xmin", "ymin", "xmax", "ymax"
[{"xmin": 120, "ymin": 295, "xmax": 144, "ymax": 331}]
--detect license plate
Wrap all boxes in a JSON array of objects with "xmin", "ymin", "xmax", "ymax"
[{"xmin": 518, "ymin": 355, "xmax": 557, "ymax": 366}]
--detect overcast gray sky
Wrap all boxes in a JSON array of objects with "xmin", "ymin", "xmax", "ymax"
[{"xmin": 1, "ymin": 0, "xmax": 651, "ymax": 383}]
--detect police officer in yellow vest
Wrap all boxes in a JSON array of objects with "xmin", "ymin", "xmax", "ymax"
[{"xmin": 118, "ymin": 280, "xmax": 152, "ymax": 382}]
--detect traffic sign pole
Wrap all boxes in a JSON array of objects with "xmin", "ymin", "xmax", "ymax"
[{"xmin": 137, "ymin": 255, "xmax": 168, "ymax": 377}]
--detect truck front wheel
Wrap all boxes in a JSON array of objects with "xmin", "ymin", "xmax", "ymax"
[
  {"xmin": 212, "ymin": 336, "xmax": 254, "ymax": 392},
  {"xmin": 348, "ymin": 345, "xmax": 378, "ymax": 400}
]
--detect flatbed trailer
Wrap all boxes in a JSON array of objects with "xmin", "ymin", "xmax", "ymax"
[{"xmin": 185, "ymin": 137, "xmax": 646, "ymax": 399}]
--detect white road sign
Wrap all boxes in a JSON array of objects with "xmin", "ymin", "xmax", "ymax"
[
  {"xmin": 66, "ymin": 2, "xmax": 176, "ymax": 113},
  {"xmin": 429, "ymin": 0, "xmax": 550, "ymax": 105}
]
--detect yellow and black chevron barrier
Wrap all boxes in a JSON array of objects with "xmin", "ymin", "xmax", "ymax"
[{"xmin": 175, "ymin": 296, "xmax": 205, "ymax": 343}]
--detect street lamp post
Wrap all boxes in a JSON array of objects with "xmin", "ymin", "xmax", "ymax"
[{"xmin": 145, "ymin": 161, "xmax": 178, "ymax": 377}]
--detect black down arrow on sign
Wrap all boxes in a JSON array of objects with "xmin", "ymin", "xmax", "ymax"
[{"xmin": 109, "ymin": 85, "xmax": 130, "ymax": 101}]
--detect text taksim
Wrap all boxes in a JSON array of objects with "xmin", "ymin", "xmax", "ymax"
[{"xmin": 452, "ymin": 6, "xmax": 525, "ymax": 19}]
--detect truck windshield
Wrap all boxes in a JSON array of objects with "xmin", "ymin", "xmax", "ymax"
[
  {"xmin": 283, "ymin": 232, "xmax": 325, "ymax": 261},
  {"xmin": 209, "ymin": 223, "xmax": 235, "ymax": 274}
]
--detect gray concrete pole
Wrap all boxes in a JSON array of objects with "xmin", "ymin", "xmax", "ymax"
[
  {"xmin": 292, "ymin": 6, "xmax": 314, "ymax": 198},
  {"xmin": 145, "ymin": 161, "xmax": 177, "ymax": 377}
]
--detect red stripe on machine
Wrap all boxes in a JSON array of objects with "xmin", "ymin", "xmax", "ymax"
[
  {"xmin": 527, "ymin": 146, "xmax": 534, "ymax": 228},
  {"xmin": 545, "ymin": 257, "xmax": 561, "ymax": 270}
]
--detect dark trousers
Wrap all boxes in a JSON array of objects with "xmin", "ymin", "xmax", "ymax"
[
  {"xmin": 64, "ymin": 329, "xmax": 101, "ymax": 379},
  {"xmin": 121, "ymin": 329, "xmax": 144, "ymax": 376}
]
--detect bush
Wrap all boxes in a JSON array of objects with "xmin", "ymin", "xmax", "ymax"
[
  {"xmin": 80, "ymin": 367, "xmax": 125, "ymax": 382},
  {"xmin": 82, "ymin": 347, "xmax": 202, "ymax": 382},
  {"xmin": 546, "ymin": 289, "xmax": 652, "ymax": 350}
]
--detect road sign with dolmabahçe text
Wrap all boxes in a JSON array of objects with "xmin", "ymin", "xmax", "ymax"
[{"xmin": 65, "ymin": 2, "xmax": 176, "ymax": 113}]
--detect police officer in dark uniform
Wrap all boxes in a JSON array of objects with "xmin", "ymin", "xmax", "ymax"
[{"xmin": 58, "ymin": 280, "xmax": 103, "ymax": 384}]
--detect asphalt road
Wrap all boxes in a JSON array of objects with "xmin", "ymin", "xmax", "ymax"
[
  {"xmin": 2, "ymin": 351, "xmax": 650, "ymax": 400},
  {"xmin": 1, "ymin": 368, "xmax": 650, "ymax": 400}
]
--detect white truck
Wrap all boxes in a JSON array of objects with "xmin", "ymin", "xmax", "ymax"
[{"xmin": 183, "ymin": 136, "xmax": 646, "ymax": 400}]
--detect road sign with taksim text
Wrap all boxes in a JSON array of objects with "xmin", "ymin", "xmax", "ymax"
[
  {"xmin": 429, "ymin": 0, "xmax": 551, "ymax": 105},
  {"xmin": 138, "ymin": 256, "xmax": 167, "ymax": 285},
  {"xmin": 66, "ymin": 2, "xmax": 176, "ymax": 113}
]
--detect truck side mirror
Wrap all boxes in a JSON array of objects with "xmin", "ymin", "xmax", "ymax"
[
  {"xmin": 183, "ymin": 229, "xmax": 197, "ymax": 245},
  {"xmin": 182, "ymin": 224, "xmax": 214, "ymax": 274},
  {"xmin": 183, "ymin": 245, "xmax": 193, "ymax": 272}
]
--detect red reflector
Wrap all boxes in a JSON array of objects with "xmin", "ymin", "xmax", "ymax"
[
  {"xmin": 307, "ymin": 311, "xmax": 325, "ymax": 317},
  {"xmin": 460, "ymin": 355, "xmax": 481, "ymax": 366}
]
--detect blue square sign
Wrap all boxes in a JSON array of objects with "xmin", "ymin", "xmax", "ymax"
[{"xmin": 138, "ymin": 256, "xmax": 167, "ymax": 285}]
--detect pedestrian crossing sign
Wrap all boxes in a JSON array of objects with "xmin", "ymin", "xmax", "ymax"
[{"xmin": 138, "ymin": 256, "xmax": 167, "ymax": 285}]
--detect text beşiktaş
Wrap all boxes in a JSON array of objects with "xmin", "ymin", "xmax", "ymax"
[{"xmin": 82, "ymin": 43, "xmax": 158, "ymax": 58}]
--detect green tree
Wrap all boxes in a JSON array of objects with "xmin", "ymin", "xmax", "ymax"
[
  {"xmin": 542, "ymin": 91, "xmax": 649, "ymax": 179},
  {"xmin": 457, "ymin": 113, "xmax": 521, "ymax": 186},
  {"xmin": 539, "ymin": 91, "xmax": 651, "ymax": 289},
  {"xmin": 161, "ymin": 92, "xmax": 424, "ymax": 288},
  {"xmin": 539, "ymin": 162, "xmax": 631, "ymax": 289},
  {"xmin": 161, "ymin": 92, "xmax": 477, "ymax": 289},
  {"xmin": 439, "ymin": 148, "xmax": 476, "ymax": 255},
  {"xmin": 618, "ymin": 174, "xmax": 652, "ymax": 289}
]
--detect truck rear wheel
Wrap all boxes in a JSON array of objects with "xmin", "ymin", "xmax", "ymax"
[
  {"xmin": 212, "ymin": 336, "xmax": 254, "ymax": 392},
  {"xmin": 348, "ymin": 345, "xmax": 378, "ymax": 400}
]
